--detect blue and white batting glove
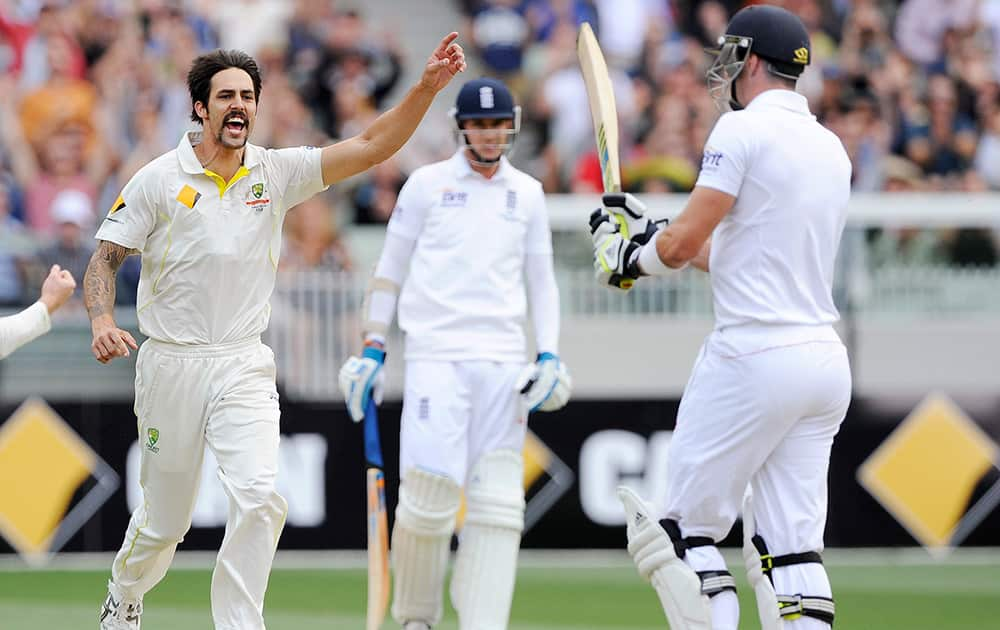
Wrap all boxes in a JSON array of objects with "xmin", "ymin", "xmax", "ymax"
[
  {"xmin": 338, "ymin": 345, "xmax": 386, "ymax": 422},
  {"xmin": 515, "ymin": 352, "xmax": 572, "ymax": 412}
]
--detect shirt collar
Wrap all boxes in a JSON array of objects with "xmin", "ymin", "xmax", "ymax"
[
  {"xmin": 450, "ymin": 149, "xmax": 512, "ymax": 182},
  {"xmin": 177, "ymin": 131, "xmax": 262, "ymax": 175},
  {"xmin": 745, "ymin": 89, "xmax": 812, "ymax": 117}
]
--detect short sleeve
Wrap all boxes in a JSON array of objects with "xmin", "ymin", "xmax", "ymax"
[
  {"xmin": 385, "ymin": 170, "xmax": 430, "ymax": 240},
  {"xmin": 695, "ymin": 112, "xmax": 752, "ymax": 197},
  {"xmin": 94, "ymin": 163, "xmax": 158, "ymax": 251},
  {"xmin": 270, "ymin": 145, "xmax": 329, "ymax": 210},
  {"xmin": 524, "ymin": 182, "xmax": 552, "ymax": 255}
]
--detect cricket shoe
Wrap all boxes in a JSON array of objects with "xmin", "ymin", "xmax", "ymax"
[
  {"xmin": 99, "ymin": 581, "xmax": 142, "ymax": 629},
  {"xmin": 402, "ymin": 622, "xmax": 431, "ymax": 630}
]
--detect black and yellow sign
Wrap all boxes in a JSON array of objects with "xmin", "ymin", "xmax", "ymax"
[
  {"xmin": 0, "ymin": 398, "xmax": 119, "ymax": 564},
  {"xmin": 858, "ymin": 392, "xmax": 1000, "ymax": 550}
]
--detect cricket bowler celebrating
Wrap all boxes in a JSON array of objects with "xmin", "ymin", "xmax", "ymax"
[
  {"xmin": 339, "ymin": 77, "xmax": 571, "ymax": 630},
  {"xmin": 85, "ymin": 34, "xmax": 466, "ymax": 630},
  {"xmin": 589, "ymin": 6, "xmax": 851, "ymax": 629}
]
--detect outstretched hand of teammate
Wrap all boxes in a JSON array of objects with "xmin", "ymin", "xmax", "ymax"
[
  {"xmin": 516, "ymin": 352, "xmax": 572, "ymax": 412},
  {"xmin": 419, "ymin": 32, "xmax": 467, "ymax": 92},
  {"xmin": 338, "ymin": 344, "xmax": 386, "ymax": 422},
  {"xmin": 90, "ymin": 315, "xmax": 138, "ymax": 364},
  {"xmin": 39, "ymin": 264, "xmax": 76, "ymax": 314}
]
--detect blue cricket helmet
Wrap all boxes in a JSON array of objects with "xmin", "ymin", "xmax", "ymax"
[{"xmin": 453, "ymin": 77, "xmax": 516, "ymax": 121}]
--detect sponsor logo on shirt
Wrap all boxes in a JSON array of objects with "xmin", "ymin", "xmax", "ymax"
[
  {"xmin": 702, "ymin": 147, "xmax": 724, "ymax": 169},
  {"xmin": 441, "ymin": 190, "xmax": 468, "ymax": 207},
  {"xmin": 146, "ymin": 427, "xmax": 160, "ymax": 453}
]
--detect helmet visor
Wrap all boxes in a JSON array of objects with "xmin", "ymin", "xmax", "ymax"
[{"xmin": 706, "ymin": 35, "xmax": 752, "ymax": 112}]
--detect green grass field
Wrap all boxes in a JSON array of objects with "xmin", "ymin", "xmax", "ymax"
[{"xmin": 1, "ymin": 552, "xmax": 997, "ymax": 629}]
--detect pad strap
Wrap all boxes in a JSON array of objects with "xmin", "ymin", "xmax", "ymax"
[
  {"xmin": 696, "ymin": 570, "xmax": 737, "ymax": 598},
  {"xmin": 661, "ymin": 519, "xmax": 735, "ymax": 600},
  {"xmin": 778, "ymin": 594, "xmax": 836, "ymax": 624},
  {"xmin": 752, "ymin": 534, "xmax": 834, "ymax": 625},
  {"xmin": 660, "ymin": 519, "xmax": 716, "ymax": 558},
  {"xmin": 751, "ymin": 534, "xmax": 824, "ymax": 577}
]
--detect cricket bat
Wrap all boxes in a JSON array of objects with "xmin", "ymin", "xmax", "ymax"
[
  {"xmin": 577, "ymin": 21, "xmax": 634, "ymax": 290},
  {"xmin": 363, "ymin": 398, "xmax": 390, "ymax": 630}
]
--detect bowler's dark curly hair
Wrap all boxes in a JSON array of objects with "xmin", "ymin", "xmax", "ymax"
[{"xmin": 187, "ymin": 49, "xmax": 262, "ymax": 124}]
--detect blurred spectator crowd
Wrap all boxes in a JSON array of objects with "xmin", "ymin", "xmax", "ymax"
[{"xmin": 2, "ymin": 0, "xmax": 1000, "ymax": 311}]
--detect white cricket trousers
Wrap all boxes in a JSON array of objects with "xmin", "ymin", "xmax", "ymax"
[
  {"xmin": 665, "ymin": 323, "xmax": 851, "ymax": 551},
  {"xmin": 111, "ymin": 337, "xmax": 287, "ymax": 630},
  {"xmin": 399, "ymin": 360, "xmax": 526, "ymax": 483}
]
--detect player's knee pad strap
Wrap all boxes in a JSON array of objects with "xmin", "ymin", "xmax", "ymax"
[
  {"xmin": 748, "ymin": 532, "xmax": 834, "ymax": 626},
  {"xmin": 464, "ymin": 450, "xmax": 525, "ymax": 532}
]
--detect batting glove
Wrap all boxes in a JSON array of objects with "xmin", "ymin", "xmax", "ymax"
[
  {"xmin": 590, "ymin": 209, "xmax": 644, "ymax": 290},
  {"xmin": 602, "ymin": 192, "xmax": 651, "ymax": 240},
  {"xmin": 515, "ymin": 352, "xmax": 572, "ymax": 412},
  {"xmin": 338, "ymin": 345, "xmax": 386, "ymax": 422}
]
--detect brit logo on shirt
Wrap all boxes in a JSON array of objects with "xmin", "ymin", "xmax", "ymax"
[
  {"xmin": 442, "ymin": 190, "xmax": 468, "ymax": 207},
  {"xmin": 702, "ymin": 147, "xmax": 724, "ymax": 169}
]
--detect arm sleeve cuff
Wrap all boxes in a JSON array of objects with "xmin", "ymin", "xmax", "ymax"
[
  {"xmin": 637, "ymin": 238, "xmax": 684, "ymax": 276},
  {"xmin": 0, "ymin": 301, "xmax": 52, "ymax": 359}
]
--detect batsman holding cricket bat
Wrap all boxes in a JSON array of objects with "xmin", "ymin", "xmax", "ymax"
[
  {"xmin": 339, "ymin": 77, "xmax": 570, "ymax": 630},
  {"xmin": 587, "ymin": 6, "xmax": 852, "ymax": 630}
]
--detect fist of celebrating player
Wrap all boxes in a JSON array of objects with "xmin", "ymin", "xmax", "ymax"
[{"xmin": 39, "ymin": 264, "xmax": 76, "ymax": 314}]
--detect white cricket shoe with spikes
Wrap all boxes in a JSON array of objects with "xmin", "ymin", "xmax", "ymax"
[{"xmin": 99, "ymin": 581, "xmax": 142, "ymax": 629}]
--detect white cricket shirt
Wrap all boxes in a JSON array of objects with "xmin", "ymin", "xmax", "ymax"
[
  {"xmin": 387, "ymin": 151, "xmax": 553, "ymax": 361},
  {"xmin": 695, "ymin": 89, "xmax": 852, "ymax": 330},
  {"xmin": 95, "ymin": 132, "xmax": 327, "ymax": 345}
]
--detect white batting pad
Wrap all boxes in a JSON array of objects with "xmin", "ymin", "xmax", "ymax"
[
  {"xmin": 450, "ymin": 450, "xmax": 525, "ymax": 630},
  {"xmin": 618, "ymin": 486, "xmax": 712, "ymax": 630},
  {"xmin": 390, "ymin": 468, "xmax": 461, "ymax": 627}
]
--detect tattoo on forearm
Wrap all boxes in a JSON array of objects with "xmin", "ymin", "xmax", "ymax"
[{"xmin": 84, "ymin": 241, "xmax": 137, "ymax": 320}]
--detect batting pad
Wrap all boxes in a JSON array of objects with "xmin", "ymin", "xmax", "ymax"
[
  {"xmin": 391, "ymin": 468, "xmax": 460, "ymax": 627},
  {"xmin": 450, "ymin": 450, "xmax": 526, "ymax": 630},
  {"xmin": 618, "ymin": 486, "xmax": 712, "ymax": 630}
]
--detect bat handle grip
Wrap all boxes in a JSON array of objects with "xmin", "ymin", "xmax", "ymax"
[{"xmin": 363, "ymin": 398, "xmax": 384, "ymax": 469}]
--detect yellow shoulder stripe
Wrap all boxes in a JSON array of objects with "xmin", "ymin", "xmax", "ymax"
[
  {"xmin": 176, "ymin": 185, "xmax": 202, "ymax": 209},
  {"xmin": 108, "ymin": 194, "xmax": 126, "ymax": 216}
]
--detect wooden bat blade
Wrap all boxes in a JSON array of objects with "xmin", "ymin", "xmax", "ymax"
[
  {"xmin": 366, "ymin": 467, "xmax": 389, "ymax": 630},
  {"xmin": 578, "ymin": 22, "xmax": 633, "ymax": 290},
  {"xmin": 577, "ymin": 22, "xmax": 621, "ymax": 194}
]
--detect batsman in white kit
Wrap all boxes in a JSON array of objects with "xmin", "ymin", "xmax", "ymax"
[
  {"xmin": 83, "ymin": 36, "xmax": 466, "ymax": 630},
  {"xmin": 339, "ymin": 77, "xmax": 571, "ymax": 630},
  {"xmin": 590, "ymin": 6, "xmax": 851, "ymax": 629}
]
